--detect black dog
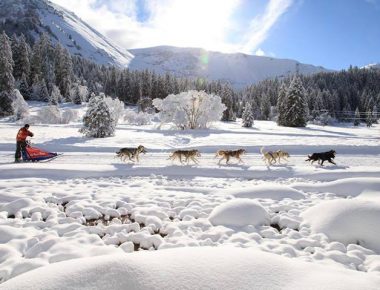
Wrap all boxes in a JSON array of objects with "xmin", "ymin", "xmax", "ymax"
[{"xmin": 306, "ymin": 150, "xmax": 336, "ymax": 166}]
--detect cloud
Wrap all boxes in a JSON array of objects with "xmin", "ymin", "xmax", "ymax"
[
  {"xmin": 50, "ymin": 0, "xmax": 293, "ymax": 55},
  {"xmin": 255, "ymin": 48, "xmax": 266, "ymax": 56},
  {"xmin": 239, "ymin": 0, "xmax": 293, "ymax": 53}
]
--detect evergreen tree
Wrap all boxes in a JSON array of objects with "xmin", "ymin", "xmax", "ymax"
[
  {"xmin": 353, "ymin": 107, "xmax": 360, "ymax": 126},
  {"xmin": 242, "ymin": 102, "xmax": 254, "ymax": 127},
  {"xmin": 0, "ymin": 31, "xmax": 15, "ymax": 117},
  {"xmin": 366, "ymin": 110, "xmax": 373, "ymax": 127},
  {"xmin": 80, "ymin": 95, "xmax": 115, "ymax": 138},
  {"xmin": 260, "ymin": 94, "xmax": 271, "ymax": 120},
  {"xmin": 276, "ymin": 83, "xmax": 287, "ymax": 126},
  {"xmin": 55, "ymin": 44, "xmax": 73, "ymax": 100},
  {"xmin": 18, "ymin": 73, "xmax": 31, "ymax": 100},
  {"xmin": 281, "ymin": 76, "xmax": 307, "ymax": 127},
  {"xmin": 12, "ymin": 34, "xmax": 30, "ymax": 80}
]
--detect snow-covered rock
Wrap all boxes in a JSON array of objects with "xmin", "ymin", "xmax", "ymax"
[
  {"xmin": 2, "ymin": 247, "xmax": 380, "ymax": 290},
  {"xmin": 209, "ymin": 199, "xmax": 269, "ymax": 227},
  {"xmin": 301, "ymin": 199, "xmax": 380, "ymax": 253}
]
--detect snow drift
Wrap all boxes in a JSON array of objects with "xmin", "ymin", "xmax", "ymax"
[
  {"xmin": 301, "ymin": 199, "xmax": 380, "ymax": 253},
  {"xmin": 1, "ymin": 247, "xmax": 379, "ymax": 290},
  {"xmin": 228, "ymin": 184, "xmax": 305, "ymax": 200},
  {"xmin": 292, "ymin": 177, "xmax": 380, "ymax": 197}
]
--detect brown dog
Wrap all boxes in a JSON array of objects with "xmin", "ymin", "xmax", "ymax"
[
  {"xmin": 215, "ymin": 149, "xmax": 246, "ymax": 164},
  {"xmin": 168, "ymin": 149, "xmax": 201, "ymax": 164},
  {"xmin": 116, "ymin": 145, "xmax": 147, "ymax": 162}
]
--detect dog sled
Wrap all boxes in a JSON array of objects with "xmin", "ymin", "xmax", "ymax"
[{"xmin": 21, "ymin": 141, "xmax": 62, "ymax": 162}]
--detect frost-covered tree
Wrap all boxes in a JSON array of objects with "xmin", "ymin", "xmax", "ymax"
[
  {"xmin": 0, "ymin": 31, "xmax": 15, "ymax": 116},
  {"xmin": 31, "ymin": 78, "xmax": 49, "ymax": 102},
  {"xmin": 12, "ymin": 89, "xmax": 29, "ymax": 120},
  {"xmin": 104, "ymin": 94, "xmax": 124, "ymax": 126},
  {"xmin": 80, "ymin": 95, "xmax": 115, "ymax": 138},
  {"xmin": 242, "ymin": 102, "xmax": 254, "ymax": 127},
  {"xmin": 280, "ymin": 76, "xmax": 308, "ymax": 127},
  {"xmin": 153, "ymin": 90, "xmax": 226, "ymax": 129},
  {"xmin": 353, "ymin": 107, "xmax": 360, "ymax": 126},
  {"xmin": 50, "ymin": 85, "xmax": 61, "ymax": 105}
]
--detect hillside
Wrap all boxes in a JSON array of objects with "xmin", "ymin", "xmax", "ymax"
[{"xmin": 0, "ymin": 0, "xmax": 133, "ymax": 67}]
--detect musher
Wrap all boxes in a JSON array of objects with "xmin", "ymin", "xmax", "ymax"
[{"xmin": 15, "ymin": 124, "xmax": 34, "ymax": 162}]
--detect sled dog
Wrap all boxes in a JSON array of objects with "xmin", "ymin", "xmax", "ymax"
[
  {"xmin": 260, "ymin": 147, "xmax": 276, "ymax": 165},
  {"xmin": 306, "ymin": 150, "xmax": 336, "ymax": 166},
  {"xmin": 168, "ymin": 149, "xmax": 201, "ymax": 164},
  {"xmin": 215, "ymin": 149, "xmax": 246, "ymax": 164},
  {"xmin": 116, "ymin": 145, "xmax": 147, "ymax": 162},
  {"xmin": 272, "ymin": 150, "xmax": 290, "ymax": 163}
]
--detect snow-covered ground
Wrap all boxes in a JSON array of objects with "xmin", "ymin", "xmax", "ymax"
[{"xmin": 0, "ymin": 103, "xmax": 379, "ymax": 288}]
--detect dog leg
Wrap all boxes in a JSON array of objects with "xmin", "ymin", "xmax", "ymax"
[{"xmin": 328, "ymin": 159, "xmax": 336, "ymax": 165}]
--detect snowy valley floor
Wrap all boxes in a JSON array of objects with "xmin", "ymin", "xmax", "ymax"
[{"xmin": 0, "ymin": 109, "xmax": 380, "ymax": 288}]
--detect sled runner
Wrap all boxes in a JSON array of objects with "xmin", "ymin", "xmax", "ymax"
[{"xmin": 21, "ymin": 142, "xmax": 62, "ymax": 162}]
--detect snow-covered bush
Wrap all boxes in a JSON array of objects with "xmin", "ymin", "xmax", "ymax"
[
  {"xmin": 311, "ymin": 110, "xmax": 333, "ymax": 126},
  {"xmin": 61, "ymin": 109, "xmax": 79, "ymax": 124},
  {"xmin": 153, "ymin": 90, "xmax": 226, "ymax": 129},
  {"xmin": 104, "ymin": 94, "xmax": 124, "ymax": 124},
  {"xmin": 80, "ymin": 94, "xmax": 115, "ymax": 138},
  {"xmin": 12, "ymin": 89, "xmax": 29, "ymax": 120},
  {"xmin": 124, "ymin": 110, "xmax": 151, "ymax": 125},
  {"xmin": 38, "ymin": 105, "xmax": 62, "ymax": 124}
]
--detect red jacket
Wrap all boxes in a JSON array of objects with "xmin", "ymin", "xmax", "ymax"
[{"xmin": 16, "ymin": 127, "xmax": 33, "ymax": 142}]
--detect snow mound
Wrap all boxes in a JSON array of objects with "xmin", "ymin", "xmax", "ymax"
[
  {"xmin": 229, "ymin": 184, "xmax": 305, "ymax": 200},
  {"xmin": 208, "ymin": 199, "xmax": 269, "ymax": 227},
  {"xmin": 292, "ymin": 177, "xmax": 380, "ymax": 197},
  {"xmin": 301, "ymin": 199, "xmax": 380, "ymax": 253},
  {"xmin": 2, "ymin": 247, "xmax": 379, "ymax": 290}
]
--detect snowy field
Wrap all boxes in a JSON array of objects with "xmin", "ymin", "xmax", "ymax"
[{"xmin": 0, "ymin": 103, "xmax": 380, "ymax": 289}]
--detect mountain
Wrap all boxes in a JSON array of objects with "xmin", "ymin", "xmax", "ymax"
[
  {"xmin": 361, "ymin": 63, "xmax": 380, "ymax": 70},
  {"xmin": 128, "ymin": 46, "xmax": 330, "ymax": 88},
  {"xmin": 0, "ymin": 0, "xmax": 133, "ymax": 67}
]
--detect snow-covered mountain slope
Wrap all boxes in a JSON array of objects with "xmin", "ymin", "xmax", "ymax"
[
  {"xmin": 129, "ymin": 46, "xmax": 330, "ymax": 88},
  {"xmin": 361, "ymin": 63, "xmax": 380, "ymax": 70},
  {"xmin": 0, "ymin": 0, "xmax": 133, "ymax": 67}
]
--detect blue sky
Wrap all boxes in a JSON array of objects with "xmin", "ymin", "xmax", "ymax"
[{"xmin": 52, "ymin": 0, "xmax": 380, "ymax": 70}]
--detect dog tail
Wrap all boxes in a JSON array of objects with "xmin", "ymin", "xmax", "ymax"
[
  {"xmin": 260, "ymin": 147, "xmax": 265, "ymax": 154},
  {"xmin": 305, "ymin": 155, "xmax": 311, "ymax": 161}
]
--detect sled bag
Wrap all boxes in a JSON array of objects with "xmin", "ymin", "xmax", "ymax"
[{"xmin": 23, "ymin": 146, "xmax": 58, "ymax": 161}]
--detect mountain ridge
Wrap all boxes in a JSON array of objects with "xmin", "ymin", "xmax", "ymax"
[{"xmin": 128, "ymin": 45, "xmax": 330, "ymax": 88}]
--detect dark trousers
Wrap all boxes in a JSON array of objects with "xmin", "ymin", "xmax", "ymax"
[{"xmin": 15, "ymin": 141, "xmax": 27, "ymax": 160}]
